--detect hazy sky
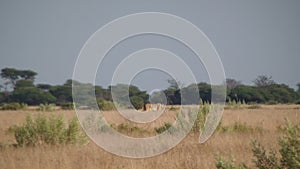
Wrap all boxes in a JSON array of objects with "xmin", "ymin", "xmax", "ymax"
[{"xmin": 1, "ymin": 0, "xmax": 300, "ymax": 92}]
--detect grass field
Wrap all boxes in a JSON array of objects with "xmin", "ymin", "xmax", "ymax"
[{"xmin": 0, "ymin": 104, "xmax": 300, "ymax": 169}]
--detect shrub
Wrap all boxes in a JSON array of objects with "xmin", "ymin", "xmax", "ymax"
[
  {"xmin": 117, "ymin": 123, "xmax": 130, "ymax": 131},
  {"xmin": 12, "ymin": 115, "xmax": 37, "ymax": 146},
  {"xmin": 215, "ymin": 119, "xmax": 300, "ymax": 169},
  {"xmin": 113, "ymin": 123, "xmax": 148, "ymax": 136},
  {"xmin": 155, "ymin": 123, "xmax": 172, "ymax": 134},
  {"xmin": 279, "ymin": 120, "xmax": 300, "ymax": 169},
  {"xmin": 9, "ymin": 114, "xmax": 88, "ymax": 146},
  {"xmin": 0, "ymin": 102, "xmax": 27, "ymax": 110},
  {"xmin": 117, "ymin": 123, "xmax": 139, "ymax": 132},
  {"xmin": 37, "ymin": 103, "xmax": 55, "ymax": 112},
  {"xmin": 130, "ymin": 96, "xmax": 144, "ymax": 110},
  {"xmin": 216, "ymin": 155, "xmax": 248, "ymax": 169},
  {"xmin": 66, "ymin": 117, "xmax": 88, "ymax": 144},
  {"xmin": 251, "ymin": 140, "xmax": 279, "ymax": 169},
  {"xmin": 98, "ymin": 100, "xmax": 115, "ymax": 111},
  {"xmin": 60, "ymin": 102, "xmax": 74, "ymax": 110}
]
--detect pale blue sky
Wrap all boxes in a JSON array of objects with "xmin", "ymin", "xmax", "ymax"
[{"xmin": 1, "ymin": 0, "xmax": 299, "ymax": 91}]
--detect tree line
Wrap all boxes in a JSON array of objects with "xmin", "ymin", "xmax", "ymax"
[{"xmin": 0, "ymin": 68, "xmax": 299, "ymax": 109}]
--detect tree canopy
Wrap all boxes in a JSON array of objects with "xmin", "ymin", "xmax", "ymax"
[
  {"xmin": 253, "ymin": 75, "xmax": 275, "ymax": 87},
  {"xmin": 0, "ymin": 67, "xmax": 299, "ymax": 106},
  {"xmin": 0, "ymin": 68, "xmax": 37, "ymax": 89}
]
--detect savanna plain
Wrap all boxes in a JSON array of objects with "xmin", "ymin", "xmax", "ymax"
[{"xmin": 0, "ymin": 104, "xmax": 300, "ymax": 169}]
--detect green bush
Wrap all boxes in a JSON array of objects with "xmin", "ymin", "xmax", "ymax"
[
  {"xmin": 98, "ymin": 100, "xmax": 115, "ymax": 111},
  {"xmin": 60, "ymin": 102, "xmax": 74, "ymax": 110},
  {"xmin": 37, "ymin": 103, "xmax": 55, "ymax": 112},
  {"xmin": 66, "ymin": 117, "xmax": 88, "ymax": 144},
  {"xmin": 117, "ymin": 123, "xmax": 130, "ymax": 131},
  {"xmin": 251, "ymin": 140, "xmax": 279, "ymax": 169},
  {"xmin": 117, "ymin": 123, "xmax": 139, "ymax": 132},
  {"xmin": 130, "ymin": 96, "xmax": 144, "ymax": 110},
  {"xmin": 113, "ymin": 123, "xmax": 149, "ymax": 136},
  {"xmin": 9, "ymin": 114, "xmax": 88, "ymax": 146},
  {"xmin": 279, "ymin": 120, "xmax": 300, "ymax": 169},
  {"xmin": 0, "ymin": 102, "xmax": 27, "ymax": 110},
  {"xmin": 215, "ymin": 119, "xmax": 300, "ymax": 169},
  {"xmin": 155, "ymin": 123, "xmax": 172, "ymax": 134},
  {"xmin": 216, "ymin": 156, "xmax": 248, "ymax": 169}
]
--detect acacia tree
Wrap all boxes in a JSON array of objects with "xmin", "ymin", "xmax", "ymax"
[
  {"xmin": 226, "ymin": 78, "xmax": 241, "ymax": 89},
  {"xmin": 297, "ymin": 83, "xmax": 300, "ymax": 94},
  {"xmin": 19, "ymin": 70, "xmax": 37, "ymax": 81},
  {"xmin": 0, "ymin": 68, "xmax": 20, "ymax": 88},
  {"xmin": 15, "ymin": 80, "xmax": 35, "ymax": 89},
  {"xmin": 0, "ymin": 68, "xmax": 37, "ymax": 89},
  {"xmin": 36, "ymin": 84, "xmax": 52, "ymax": 92},
  {"xmin": 296, "ymin": 83, "xmax": 300, "ymax": 102},
  {"xmin": 167, "ymin": 79, "xmax": 184, "ymax": 90},
  {"xmin": 253, "ymin": 75, "xmax": 275, "ymax": 87}
]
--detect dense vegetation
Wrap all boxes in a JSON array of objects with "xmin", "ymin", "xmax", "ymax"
[
  {"xmin": 216, "ymin": 120, "xmax": 300, "ymax": 169},
  {"xmin": 9, "ymin": 114, "xmax": 88, "ymax": 146},
  {"xmin": 0, "ymin": 68, "xmax": 299, "ymax": 109}
]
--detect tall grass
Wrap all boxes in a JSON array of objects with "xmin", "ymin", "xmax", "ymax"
[
  {"xmin": 192, "ymin": 102, "xmax": 210, "ymax": 132},
  {"xmin": 216, "ymin": 119, "xmax": 300, "ymax": 169},
  {"xmin": 225, "ymin": 99, "xmax": 246, "ymax": 110},
  {"xmin": 0, "ymin": 105, "xmax": 299, "ymax": 169},
  {"xmin": 218, "ymin": 122, "xmax": 263, "ymax": 134}
]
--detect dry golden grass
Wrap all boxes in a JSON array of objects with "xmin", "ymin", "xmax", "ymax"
[{"xmin": 0, "ymin": 104, "xmax": 300, "ymax": 169}]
